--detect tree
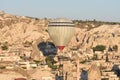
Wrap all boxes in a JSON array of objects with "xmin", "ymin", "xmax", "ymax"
[
  {"xmin": 23, "ymin": 41, "xmax": 32, "ymax": 47},
  {"xmin": 93, "ymin": 45, "xmax": 106, "ymax": 52},
  {"xmin": 45, "ymin": 56, "xmax": 57, "ymax": 69},
  {"xmin": 33, "ymin": 60, "xmax": 40, "ymax": 66},
  {"xmin": 106, "ymin": 53, "xmax": 109, "ymax": 62},
  {"xmin": 1, "ymin": 42, "xmax": 9, "ymax": 50},
  {"xmin": 93, "ymin": 53, "xmax": 98, "ymax": 60},
  {"xmin": 113, "ymin": 45, "xmax": 118, "ymax": 52}
]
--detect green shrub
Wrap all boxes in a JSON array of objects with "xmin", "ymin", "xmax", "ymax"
[
  {"xmin": 23, "ymin": 41, "xmax": 32, "ymax": 47},
  {"xmin": 22, "ymin": 67, "xmax": 26, "ymax": 69},
  {"xmin": 101, "ymin": 78, "xmax": 109, "ymax": 80},
  {"xmin": 113, "ymin": 45, "xmax": 118, "ymax": 52},
  {"xmin": 33, "ymin": 60, "xmax": 40, "ymax": 66},
  {"xmin": 106, "ymin": 53, "xmax": 109, "ymax": 62},
  {"xmin": 33, "ymin": 60, "xmax": 40, "ymax": 64},
  {"xmin": 0, "ymin": 66, "xmax": 6, "ymax": 69},
  {"xmin": 80, "ymin": 59, "xmax": 88, "ymax": 64},
  {"xmin": 1, "ymin": 45, "xmax": 8, "ymax": 50},
  {"xmin": 93, "ymin": 45, "xmax": 106, "ymax": 52},
  {"xmin": 92, "ymin": 54, "xmax": 98, "ymax": 60},
  {"xmin": 1, "ymin": 42, "xmax": 9, "ymax": 50},
  {"xmin": 32, "ymin": 67, "xmax": 37, "ymax": 69},
  {"xmin": 45, "ymin": 56, "xmax": 57, "ymax": 69}
]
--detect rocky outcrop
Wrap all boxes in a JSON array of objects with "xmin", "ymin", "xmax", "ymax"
[
  {"xmin": 71, "ymin": 25, "xmax": 120, "ymax": 53},
  {"xmin": 0, "ymin": 11, "xmax": 49, "ymax": 60},
  {"xmin": 88, "ymin": 63, "xmax": 101, "ymax": 80}
]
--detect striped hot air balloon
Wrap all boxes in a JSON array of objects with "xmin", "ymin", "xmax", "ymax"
[{"xmin": 48, "ymin": 18, "xmax": 75, "ymax": 51}]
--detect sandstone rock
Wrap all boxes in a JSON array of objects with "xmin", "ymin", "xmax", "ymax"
[{"xmin": 0, "ymin": 11, "xmax": 120, "ymax": 60}]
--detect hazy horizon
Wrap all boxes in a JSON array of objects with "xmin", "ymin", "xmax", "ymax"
[{"xmin": 0, "ymin": 0, "xmax": 120, "ymax": 22}]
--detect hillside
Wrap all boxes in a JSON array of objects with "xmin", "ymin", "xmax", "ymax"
[{"xmin": 0, "ymin": 11, "xmax": 120, "ymax": 60}]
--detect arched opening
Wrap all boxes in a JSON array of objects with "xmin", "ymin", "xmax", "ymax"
[{"xmin": 37, "ymin": 42, "xmax": 58, "ymax": 56}]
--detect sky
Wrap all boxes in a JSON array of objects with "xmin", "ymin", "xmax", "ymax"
[{"xmin": 0, "ymin": 0, "xmax": 120, "ymax": 22}]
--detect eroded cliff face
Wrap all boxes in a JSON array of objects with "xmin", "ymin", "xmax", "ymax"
[
  {"xmin": 73, "ymin": 25, "xmax": 120, "ymax": 49},
  {"xmin": 0, "ymin": 11, "xmax": 48, "ymax": 43},
  {"xmin": 0, "ymin": 11, "xmax": 49, "ymax": 60},
  {"xmin": 0, "ymin": 11, "xmax": 120, "ymax": 60}
]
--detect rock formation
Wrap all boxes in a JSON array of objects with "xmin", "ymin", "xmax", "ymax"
[
  {"xmin": 0, "ymin": 11, "xmax": 120, "ymax": 60},
  {"xmin": 88, "ymin": 63, "xmax": 101, "ymax": 80}
]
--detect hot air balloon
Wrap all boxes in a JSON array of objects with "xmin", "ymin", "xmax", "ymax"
[{"xmin": 48, "ymin": 18, "xmax": 75, "ymax": 51}]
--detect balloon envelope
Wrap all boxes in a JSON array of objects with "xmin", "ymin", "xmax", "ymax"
[{"xmin": 48, "ymin": 18, "xmax": 75, "ymax": 51}]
